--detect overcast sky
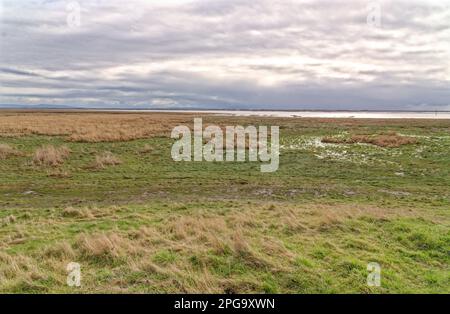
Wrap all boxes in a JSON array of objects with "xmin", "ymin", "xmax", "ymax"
[{"xmin": 0, "ymin": 0, "xmax": 449, "ymax": 110}]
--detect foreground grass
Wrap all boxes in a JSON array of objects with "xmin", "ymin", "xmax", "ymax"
[
  {"xmin": 0, "ymin": 112, "xmax": 449, "ymax": 293},
  {"xmin": 1, "ymin": 200, "xmax": 448, "ymax": 293}
]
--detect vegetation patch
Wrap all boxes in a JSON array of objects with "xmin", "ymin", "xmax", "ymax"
[
  {"xmin": 92, "ymin": 151, "xmax": 122, "ymax": 169},
  {"xmin": 0, "ymin": 143, "xmax": 22, "ymax": 159},
  {"xmin": 32, "ymin": 145, "xmax": 70, "ymax": 166},
  {"xmin": 322, "ymin": 133, "xmax": 418, "ymax": 148}
]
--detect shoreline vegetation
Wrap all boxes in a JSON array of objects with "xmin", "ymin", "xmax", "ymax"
[{"xmin": 0, "ymin": 111, "xmax": 448, "ymax": 293}]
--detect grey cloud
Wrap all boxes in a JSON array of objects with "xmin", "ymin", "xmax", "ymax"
[
  {"xmin": 0, "ymin": 67, "xmax": 41, "ymax": 77},
  {"xmin": 0, "ymin": 0, "xmax": 449, "ymax": 110}
]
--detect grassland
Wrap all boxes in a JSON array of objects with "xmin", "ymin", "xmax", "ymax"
[{"xmin": 0, "ymin": 111, "xmax": 448, "ymax": 293}]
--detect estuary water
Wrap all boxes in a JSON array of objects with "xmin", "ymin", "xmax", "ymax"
[{"xmin": 111, "ymin": 110, "xmax": 450, "ymax": 119}]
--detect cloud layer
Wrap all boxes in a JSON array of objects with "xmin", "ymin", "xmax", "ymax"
[{"xmin": 0, "ymin": 0, "xmax": 449, "ymax": 109}]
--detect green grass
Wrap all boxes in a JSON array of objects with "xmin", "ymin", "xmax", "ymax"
[{"xmin": 0, "ymin": 116, "xmax": 449, "ymax": 293}]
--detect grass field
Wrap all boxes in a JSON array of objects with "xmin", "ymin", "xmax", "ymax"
[{"xmin": 0, "ymin": 111, "xmax": 448, "ymax": 293}]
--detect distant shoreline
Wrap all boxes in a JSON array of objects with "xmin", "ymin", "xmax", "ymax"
[
  {"xmin": 0, "ymin": 107, "xmax": 449, "ymax": 113},
  {"xmin": 1, "ymin": 108, "xmax": 450, "ymax": 119}
]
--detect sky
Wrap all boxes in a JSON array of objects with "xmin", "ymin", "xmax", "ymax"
[{"xmin": 0, "ymin": 0, "xmax": 449, "ymax": 110}]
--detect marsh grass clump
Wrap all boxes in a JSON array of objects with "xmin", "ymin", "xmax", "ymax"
[
  {"xmin": 32, "ymin": 145, "xmax": 70, "ymax": 166},
  {"xmin": 43, "ymin": 241, "xmax": 76, "ymax": 260},
  {"xmin": 322, "ymin": 133, "xmax": 418, "ymax": 148},
  {"xmin": 369, "ymin": 134, "xmax": 418, "ymax": 147},
  {"xmin": 62, "ymin": 207, "xmax": 94, "ymax": 219},
  {"xmin": 0, "ymin": 144, "xmax": 22, "ymax": 159},
  {"xmin": 93, "ymin": 151, "xmax": 122, "ymax": 169},
  {"xmin": 232, "ymin": 230, "xmax": 270, "ymax": 268},
  {"xmin": 0, "ymin": 251, "xmax": 49, "ymax": 292},
  {"xmin": 138, "ymin": 144, "xmax": 153, "ymax": 154},
  {"xmin": 76, "ymin": 233, "xmax": 134, "ymax": 262}
]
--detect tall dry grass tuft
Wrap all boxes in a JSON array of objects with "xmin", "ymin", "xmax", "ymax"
[
  {"xmin": 76, "ymin": 233, "xmax": 134, "ymax": 260},
  {"xmin": 0, "ymin": 144, "xmax": 21, "ymax": 159},
  {"xmin": 32, "ymin": 145, "xmax": 70, "ymax": 166},
  {"xmin": 43, "ymin": 241, "xmax": 76, "ymax": 260},
  {"xmin": 232, "ymin": 229, "xmax": 270, "ymax": 268},
  {"xmin": 62, "ymin": 207, "xmax": 94, "ymax": 219},
  {"xmin": 232, "ymin": 230, "xmax": 251, "ymax": 256},
  {"xmin": 366, "ymin": 134, "xmax": 418, "ymax": 147},
  {"xmin": 0, "ymin": 251, "xmax": 47, "ymax": 291},
  {"xmin": 92, "ymin": 151, "xmax": 122, "ymax": 169}
]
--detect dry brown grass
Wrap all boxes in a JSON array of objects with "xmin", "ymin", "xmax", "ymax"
[
  {"xmin": 322, "ymin": 133, "xmax": 418, "ymax": 148},
  {"xmin": 2, "ymin": 111, "xmax": 447, "ymax": 143},
  {"xmin": 0, "ymin": 144, "xmax": 21, "ymax": 159},
  {"xmin": 62, "ymin": 207, "xmax": 94, "ymax": 219},
  {"xmin": 365, "ymin": 134, "xmax": 418, "ymax": 147},
  {"xmin": 43, "ymin": 241, "xmax": 76, "ymax": 260},
  {"xmin": 138, "ymin": 144, "xmax": 153, "ymax": 154},
  {"xmin": 0, "ymin": 110, "xmax": 447, "ymax": 155},
  {"xmin": 0, "ymin": 112, "xmax": 196, "ymax": 142},
  {"xmin": 32, "ymin": 145, "xmax": 70, "ymax": 166},
  {"xmin": 0, "ymin": 201, "xmax": 433, "ymax": 293},
  {"xmin": 76, "ymin": 233, "xmax": 135, "ymax": 260},
  {"xmin": 0, "ymin": 251, "xmax": 47, "ymax": 290},
  {"xmin": 93, "ymin": 151, "xmax": 122, "ymax": 169}
]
